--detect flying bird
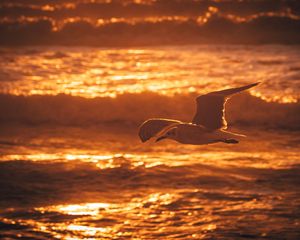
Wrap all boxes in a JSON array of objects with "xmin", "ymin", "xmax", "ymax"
[{"xmin": 138, "ymin": 82, "xmax": 259, "ymax": 145}]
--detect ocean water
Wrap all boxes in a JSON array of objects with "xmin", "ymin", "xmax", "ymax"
[
  {"xmin": 1, "ymin": 0, "xmax": 300, "ymax": 46},
  {"xmin": 0, "ymin": 45, "xmax": 300, "ymax": 239}
]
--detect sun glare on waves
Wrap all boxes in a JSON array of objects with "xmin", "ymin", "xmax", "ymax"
[
  {"xmin": 1, "ymin": 46, "xmax": 299, "ymax": 103},
  {"xmin": 42, "ymin": 203, "xmax": 111, "ymax": 216},
  {"xmin": 1, "ymin": 189, "xmax": 278, "ymax": 239},
  {"xmin": 28, "ymin": 193, "xmax": 181, "ymax": 238},
  {"xmin": 2, "ymin": 147, "xmax": 299, "ymax": 170},
  {"xmin": 250, "ymin": 90, "xmax": 298, "ymax": 103}
]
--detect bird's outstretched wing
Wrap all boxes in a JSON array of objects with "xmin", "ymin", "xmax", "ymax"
[
  {"xmin": 138, "ymin": 118, "xmax": 182, "ymax": 142},
  {"xmin": 192, "ymin": 82, "xmax": 260, "ymax": 130}
]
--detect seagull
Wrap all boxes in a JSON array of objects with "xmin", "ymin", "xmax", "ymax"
[{"xmin": 138, "ymin": 82, "xmax": 259, "ymax": 145}]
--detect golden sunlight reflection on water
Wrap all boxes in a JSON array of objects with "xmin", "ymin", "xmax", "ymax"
[
  {"xmin": 47, "ymin": 203, "xmax": 111, "ymax": 216},
  {"xmin": 29, "ymin": 193, "xmax": 178, "ymax": 239},
  {"xmin": 0, "ymin": 46, "xmax": 299, "ymax": 103},
  {"xmin": 2, "ymin": 148, "xmax": 299, "ymax": 169},
  {"xmin": 1, "ymin": 189, "xmax": 279, "ymax": 239},
  {"xmin": 32, "ymin": 193, "xmax": 189, "ymax": 239},
  {"xmin": 0, "ymin": 130, "xmax": 298, "ymax": 239}
]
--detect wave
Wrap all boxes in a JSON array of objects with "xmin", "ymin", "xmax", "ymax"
[
  {"xmin": 0, "ymin": 14, "xmax": 300, "ymax": 45},
  {"xmin": 0, "ymin": 92, "xmax": 299, "ymax": 130},
  {"xmin": 0, "ymin": 159, "xmax": 299, "ymax": 207},
  {"xmin": 1, "ymin": 0, "xmax": 300, "ymax": 45},
  {"xmin": 1, "ymin": 0, "xmax": 299, "ymax": 19}
]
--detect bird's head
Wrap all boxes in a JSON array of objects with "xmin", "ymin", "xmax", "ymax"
[{"xmin": 155, "ymin": 127, "xmax": 178, "ymax": 142}]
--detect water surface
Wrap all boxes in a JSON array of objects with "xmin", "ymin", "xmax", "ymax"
[{"xmin": 0, "ymin": 45, "xmax": 299, "ymax": 239}]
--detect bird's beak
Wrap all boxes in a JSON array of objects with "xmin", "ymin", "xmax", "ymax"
[{"xmin": 155, "ymin": 136, "xmax": 167, "ymax": 142}]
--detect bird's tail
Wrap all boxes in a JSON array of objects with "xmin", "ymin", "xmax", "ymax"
[{"xmin": 221, "ymin": 129, "xmax": 247, "ymax": 138}]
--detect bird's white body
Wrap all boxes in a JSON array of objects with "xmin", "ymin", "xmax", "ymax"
[
  {"xmin": 160, "ymin": 123, "xmax": 245, "ymax": 145},
  {"xmin": 138, "ymin": 82, "xmax": 259, "ymax": 145}
]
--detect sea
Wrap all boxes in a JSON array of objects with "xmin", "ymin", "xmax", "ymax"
[{"xmin": 0, "ymin": 45, "xmax": 299, "ymax": 239}]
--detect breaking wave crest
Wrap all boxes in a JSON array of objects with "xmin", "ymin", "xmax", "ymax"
[
  {"xmin": 1, "ymin": 0, "xmax": 300, "ymax": 45},
  {"xmin": 1, "ymin": 15, "xmax": 300, "ymax": 46},
  {"xmin": 0, "ymin": 93, "xmax": 299, "ymax": 130}
]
